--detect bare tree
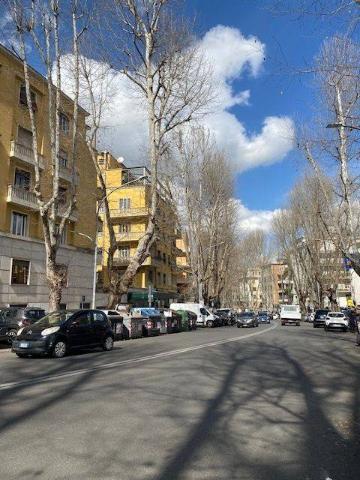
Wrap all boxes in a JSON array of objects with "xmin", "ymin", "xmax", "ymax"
[
  {"xmin": 94, "ymin": 0, "xmax": 212, "ymax": 307},
  {"xmin": 173, "ymin": 127, "xmax": 236, "ymax": 307},
  {"xmin": 301, "ymin": 35, "xmax": 360, "ymax": 275},
  {"xmin": 9, "ymin": 0, "xmax": 87, "ymax": 310},
  {"xmin": 273, "ymin": 174, "xmax": 347, "ymax": 309}
]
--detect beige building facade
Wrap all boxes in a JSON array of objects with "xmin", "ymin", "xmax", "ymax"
[{"xmin": 0, "ymin": 44, "xmax": 97, "ymax": 309}]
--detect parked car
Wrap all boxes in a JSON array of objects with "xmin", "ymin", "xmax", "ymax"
[
  {"xmin": 0, "ymin": 307, "xmax": 46, "ymax": 345},
  {"xmin": 215, "ymin": 308, "xmax": 235, "ymax": 326},
  {"xmin": 170, "ymin": 303, "xmax": 218, "ymax": 327},
  {"xmin": 324, "ymin": 312, "xmax": 349, "ymax": 332},
  {"xmin": 280, "ymin": 305, "xmax": 301, "ymax": 326},
  {"xmin": 313, "ymin": 309, "xmax": 329, "ymax": 328},
  {"xmin": 12, "ymin": 309, "xmax": 114, "ymax": 358},
  {"xmin": 257, "ymin": 311, "xmax": 271, "ymax": 324},
  {"xmin": 236, "ymin": 312, "xmax": 259, "ymax": 328}
]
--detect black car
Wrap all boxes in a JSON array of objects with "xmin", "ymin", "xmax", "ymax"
[
  {"xmin": 12, "ymin": 310, "xmax": 114, "ymax": 358},
  {"xmin": 236, "ymin": 312, "xmax": 259, "ymax": 328},
  {"xmin": 0, "ymin": 307, "xmax": 46, "ymax": 345},
  {"xmin": 257, "ymin": 311, "xmax": 271, "ymax": 324},
  {"xmin": 313, "ymin": 309, "xmax": 329, "ymax": 328}
]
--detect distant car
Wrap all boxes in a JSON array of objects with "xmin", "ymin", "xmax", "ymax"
[
  {"xmin": 280, "ymin": 305, "xmax": 301, "ymax": 326},
  {"xmin": 236, "ymin": 312, "xmax": 259, "ymax": 328},
  {"xmin": 257, "ymin": 311, "xmax": 271, "ymax": 324},
  {"xmin": 324, "ymin": 312, "xmax": 348, "ymax": 332},
  {"xmin": 215, "ymin": 308, "xmax": 235, "ymax": 326},
  {"xmin": 0, "ymin": 307, "xmax": 46, "ymax": 345},
  {"xmin": 313, "ymin": 309, "xmax": 329, "ymax": 328},
  {"xmin": 12, "ymin": 309, "xmax": 114, "ymax": 358}
]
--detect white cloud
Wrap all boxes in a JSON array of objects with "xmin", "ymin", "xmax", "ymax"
[
  {"xmin": 235, "ymin": 200, "xmax": 280, "ymax": 233},
  {"xmin": 59, "ymin": 25, "xmax": 294, "ymax": 171}
]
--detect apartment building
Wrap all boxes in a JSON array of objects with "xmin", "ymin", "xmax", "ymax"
[
  {"xmin": 0, "ymin": 44, "xmax": 97, "ymax": 309},
  {"xmin": 96, "ymin": 152, "xmax": 180, "ymax": 307},
  {"xmin": 261, "ymin": 263, "xmax": 295, "ymax": 309},
  {"xmin": 175, "ymin": 236, "xmax": 192, "ymax": 299}
]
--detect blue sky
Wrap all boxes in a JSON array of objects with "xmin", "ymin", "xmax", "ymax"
[
  {"xmin": 184, "ymin": 0, "xmax": 344, "ymax": 216},
  {"xmin": 0, "ymin": 0, "xmax": 354, "ymax": 230}
]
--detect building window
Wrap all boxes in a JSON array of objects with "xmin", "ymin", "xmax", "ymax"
[
  {"xmin": 163, "ymin": 273, "xmax": 166, "ymax": 284},
  {"xmin": 19, "ymin": 85, "xmax": 37, "ymax": 111},
  {"xmin": 59, "ymin": 149, "xmax": 68, "ymax": 168},
  {"xmin": 59, "ymin": 113, "xmax": 70, "ymax": 134},
  {"xmin": 119, "ymin": 246, "xmax": 130, "ymax": 258},
  {"xmin": 17, "ymin": 126, "xmax": 33, "ymax": 148},
  {"xmin": 59, "ymin": 187, "xmax": 67, "ymax": 205},
  {"xmin": 11, "ymin": 259, "xmax": 30, "ymax": 285},
  {"xmin": 162, "ymin": 253, "xmax": 166, "ymax": 263},
  {"xmin": 148, "ymin": 270, "xmax": 153, "ymax": 284},
  {"xmin": 119, "ymin": 198, "xmax": 131, "ymax": 209},
  {"xmin": 11, "ymin": 212, "xmax": 28, "ymax": 236},
  {"xmin": 119, "ymin": 223, "xmax": 130, "ymax": 233},
  {"xmin": 14, "ymin": 168, "xmax": 31, "ymax": 190}
]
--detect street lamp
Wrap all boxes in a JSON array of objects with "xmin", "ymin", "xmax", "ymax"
[{"xmin": 326, "ymin": 123, "xmax": 360, "ymax": 131}]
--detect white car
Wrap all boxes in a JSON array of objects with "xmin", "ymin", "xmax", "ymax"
[{"xmin": 324, "ymin": 312, "xmax": 348, "ymax": 332}]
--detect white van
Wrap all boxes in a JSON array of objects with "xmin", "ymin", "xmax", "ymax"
[
  {"xmin": 280, "ymin": 304, "xmax": 301, "ymax": 326},
  {"xmin": 170, "ymin": 303, "xmax": 217, "ymax": 327}
]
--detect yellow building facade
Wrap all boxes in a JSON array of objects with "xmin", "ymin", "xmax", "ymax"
[
  {"xmin": 96, "ymin": 152, "xmax": 181, "ymax": 307},
  {"xmin": 0, "ymin": 44, "xmax": 97, "ymax": 308}
]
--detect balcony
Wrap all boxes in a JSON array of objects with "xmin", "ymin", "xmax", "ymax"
[
  {"xmin": 105, "ymin": 207, "xmax": 149, "ymax": 219},
  {"xmin": 115, "ymin": 231, "xmax": 145, "ymax": 242},
  {"xmin": 113, "ymin": 256, "xmax": 133, "ymax": 267},
  {"xmin": 59, "ymin": 165, "xmax": 80, "ymax": 184},
  {"xmin": 7, "ymin": 185, "xmax": 38, "ymax": 210},
  {"xmin": 58, "ymin": 205, "xmax": 79, "ymax": 222},
  {"xmin": 10, "ymin": 141, "xmax": 45, "ymax": 169}
]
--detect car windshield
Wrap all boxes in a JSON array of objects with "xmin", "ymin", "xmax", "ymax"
[
  {"xmin": 329, "ymin": 313, "xmax": 344, "ymax": 318},
  {"xmin": 316, "ymin": 310, "xmax": 328, "ymax": 316},
  {"xmin": 34, "ymin": 311, "xmax": 74, "ymax": 327},
  {"xmin": 239, "ymin": 312, "xmax": 254, "ymax": 317},
  {"xmin": 259, "ymin": 312, "xmax": 267, "ymax": 316}
]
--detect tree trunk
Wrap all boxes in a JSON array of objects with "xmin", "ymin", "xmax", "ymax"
[{"xmin": 46, "ymin": 246, "xmax": 67, "ymax": 311}]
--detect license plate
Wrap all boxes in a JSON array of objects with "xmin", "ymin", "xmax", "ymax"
[{"xmin": 20, "ymin": 341, "xmax": 29, "ymax": 348}]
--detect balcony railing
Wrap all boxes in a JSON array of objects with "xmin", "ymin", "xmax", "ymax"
[
  {"xmin": 98, "ymin": 207, "xmax": 149, "ymax": 218},
  {"xmin": 115, "ymin": 231, "xmax": 145, "ymax": 242},
  {"xmin": 7, "ymin": 185, "xmax": 38, "ymax": 209},
  {"xmin": 113, "ymin": 256, "xmax": 133, "ymax": 266},
  {"xmin": 59, "ymin": 165, "xmax": 80, "ymax": 184},
  {"xmin": 10, "ymin": 141, "xmax": 45, "ymax": 169},
  {"xmin": 58, "ymin": 204, "xmax": 79, "ymax": 222}
]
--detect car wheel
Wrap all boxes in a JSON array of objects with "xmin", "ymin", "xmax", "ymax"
[
  {"xmin": 313, "ymin": 324, "xmax": 317, "ymax": 328},
  {"xmin": 356, "ymin": 333, "xmax": 360, "ymax": 346},
  {"xmin": 16, "ymin": 353, "xmax": 27, "ymax": 358},
  {"xmin": 296, "ymin": 322, "xmax": 300, "ymax": 326},
  {"xmin": 7, "ymin": 329, "xmax": 18, "ymax": 345},
  {"xmin": 343, "ymin": 327, "xmax": 348, "ymax": 333},
  {"xmin": 52, "ymin": 340, "xmax": 67, "ymax": 358},
  {"xmin": 103, "ymin": 336, "xmax": 114, "ymax": 351},
  {"xmin": 207, "ymin": 320, "xmax": 213, "ymax": 328}
]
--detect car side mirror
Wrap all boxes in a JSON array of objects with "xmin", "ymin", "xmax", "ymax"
[{"xmin": 71, "ymin": 320, "xmax": 80, "ymax": 328}]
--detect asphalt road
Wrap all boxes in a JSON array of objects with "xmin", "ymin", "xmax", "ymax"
[{"xmin": 0, "ymin": 322, "xmax": 359, "ymax": 480}]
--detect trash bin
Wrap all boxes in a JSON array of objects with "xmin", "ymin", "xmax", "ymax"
[
  {"xmin": 122, "ymin": 316, "xmax": 146, "ymax": 339},
  {"xmin": 108, "ymin": 314, "xmax": 124, "ymax": 341},
  {"xmin": 131, "ymin": 308, "xmax": 161, "ymax": 336},
  {"xmin": 175, "ymin": 310, "xmax": 190, "ymax": 331},
  {"xmin": 163, "ymin": 310, "xmax": 182, "ymax": 333}
]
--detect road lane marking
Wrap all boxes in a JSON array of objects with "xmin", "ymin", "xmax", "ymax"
[{"xmin": 0, "ymin": 323, "xmax": 277, "ymax": 391}]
